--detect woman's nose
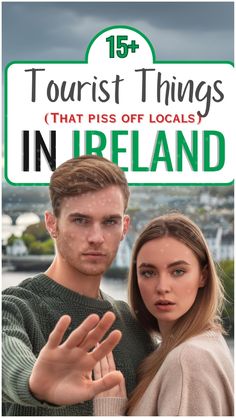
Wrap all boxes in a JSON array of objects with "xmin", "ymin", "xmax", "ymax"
[{"xmin": 155, "ymin": 275, "xmax": 171, "ymax": 294}]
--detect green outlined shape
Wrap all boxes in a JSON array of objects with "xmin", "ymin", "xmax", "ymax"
[
  {"xmin": 4, "ymin": 25, "xmax": 235, "ymax": 186},
  {"xmin": 85, "ymin": 25, "xmax": 157, "ymax": 62}
]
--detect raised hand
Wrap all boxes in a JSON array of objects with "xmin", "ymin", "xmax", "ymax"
[
  {"xmin": 94, "ymin": 350, "xmax": 127, "ymax": 398},
  {"xmin": 29, "ymin": 312, "xmax": 123, "ymax": 405}
]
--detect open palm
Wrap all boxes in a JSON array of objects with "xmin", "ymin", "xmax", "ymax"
[{"xmin": 29, "ymin": 312, "xmax": 122, "ymax": 405}]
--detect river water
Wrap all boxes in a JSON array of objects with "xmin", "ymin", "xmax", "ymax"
[
  {"xmin": 2, "ymin": 270, "xmax": 128, "ymax": 300},
  {"xmin": 2, "ymin": 270, "xmax": 234, "ymax": 358}
]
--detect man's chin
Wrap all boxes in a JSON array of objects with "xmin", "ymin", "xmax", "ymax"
[{"xmin": 77, "ymin": 264, "xmax": 108, "ymax": 277}]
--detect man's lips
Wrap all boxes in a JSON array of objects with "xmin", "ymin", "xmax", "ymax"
[{"xmin": 82, "ymin": 252, "xmax": 106, "ymax": 257}]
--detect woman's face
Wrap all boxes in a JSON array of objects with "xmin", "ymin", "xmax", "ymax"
[{"xmin": 136, "ymin": 236, "xmax": 206, "ymax": 336}]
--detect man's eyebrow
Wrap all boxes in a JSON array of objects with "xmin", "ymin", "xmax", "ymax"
[
  {"xmin": 103, "ymin": 215, "xmax": 123, "ymax": 219},
  {"xmin": 68, "ymin": 213, "xmax": 123, "ymax": 220},
  {"xmin": 68, "ymin": 212, "xmax": 91, "ymax": 219}
]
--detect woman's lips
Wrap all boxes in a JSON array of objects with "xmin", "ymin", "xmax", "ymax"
[{"xmin": 155, "ymin": 300, "xmax": 176, "ymax": 311}]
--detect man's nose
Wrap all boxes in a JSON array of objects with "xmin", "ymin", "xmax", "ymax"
[{"xmin": 87, "ymin": 224, "xmax": 105, "ymax": 245}]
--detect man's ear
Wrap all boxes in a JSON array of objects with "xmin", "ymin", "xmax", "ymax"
[
  {"xmin": 199, "ymin": 266, "xmax": 208, "ymax": 288},
  {"xmin": 45, "ymin": 211, "xmax": 58, "ymax": 238},
  {"xmin": 121, "ymin": 215, "xmax": 130, "ymax": 240}
]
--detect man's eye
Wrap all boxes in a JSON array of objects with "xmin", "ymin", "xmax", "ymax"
[
  {"xmin": 104, "ymin": 219, "xmax": 117, "ymax": 225},
  {"xmin": 74, "ymin": 217, "xmax": 88, "ymax": 224}
]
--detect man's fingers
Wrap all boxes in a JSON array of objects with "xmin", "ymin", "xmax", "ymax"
[
  {"xmin": 47, "ymin": 315, "xmax": 71, "ymax": 348},
  {"xmin": 91, "ymin": 371, "xmax": 123, "ymax": 398},
  {"xmin": 92, "ymin": 330, "xmax": 122, "ymax": 363},
  {"xmin": 64, "ymin": 314, "xmax": 100, "ymax": 349},
  {"xmin": 67, "ymin": 312, "xmax": 115, "ymax": 352},
  {"xmin": 47, "ymin": 311, "xmax": 119, "ymax": 356},
  {"xmin": 80, "ymin": 311, "xmax": 116, "ymax": 351}
]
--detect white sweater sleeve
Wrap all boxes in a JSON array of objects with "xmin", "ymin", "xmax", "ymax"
[{"xmin": 93, "ymin": 397, "xmax": 128, "ymax": 416}]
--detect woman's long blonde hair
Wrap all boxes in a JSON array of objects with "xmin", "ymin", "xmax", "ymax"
[{"xmin": 127, "ymin": 213, "xmax": 225, "ymax": 414}]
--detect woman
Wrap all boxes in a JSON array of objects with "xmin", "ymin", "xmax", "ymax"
[{"xmin": 93, "ymin": 213, "xmax": 234, "ymax": 416}]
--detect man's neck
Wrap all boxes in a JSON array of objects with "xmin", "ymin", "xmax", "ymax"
[{"xmin": 45, "ymin": 257, "xmax": 101, "ymax": 299}]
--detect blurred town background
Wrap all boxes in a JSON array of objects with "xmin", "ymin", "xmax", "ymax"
[{"xmin": 2, "ymin": 183, "xmax": 234, "ymax": 343}]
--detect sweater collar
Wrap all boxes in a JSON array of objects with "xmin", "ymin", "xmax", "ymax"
[{"xmin": 31, "ymin": 273, "xmax": 114, "ymax": 309}]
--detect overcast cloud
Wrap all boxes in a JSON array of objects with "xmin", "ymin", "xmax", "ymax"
[{"xmin": 2, "ymin": 2, "xmax": 234, "ymax": 66}]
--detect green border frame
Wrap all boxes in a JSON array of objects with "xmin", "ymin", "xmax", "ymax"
[{"xmin": 4, "ymin": 25, "xmax": 234, "ymax": 186}]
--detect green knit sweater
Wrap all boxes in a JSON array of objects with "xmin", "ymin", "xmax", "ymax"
[{"xmin": 2, "ymin": 274, "xmax": 154, "ymax": 416}]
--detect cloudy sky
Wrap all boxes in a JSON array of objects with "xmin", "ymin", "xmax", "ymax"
[{"xmin": 2, "ymin": 1, "xmax": 234, "ymax": 67}]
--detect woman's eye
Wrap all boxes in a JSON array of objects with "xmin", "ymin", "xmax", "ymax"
[
  {"xmin": 140, "ymin": 270, "xmax": 154, "ymax": 278},
  {"xmin": 173, "ymin": 269, "xmax": 185, "ymax": 277}
]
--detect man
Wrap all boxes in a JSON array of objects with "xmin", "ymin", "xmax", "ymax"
[{"xmin": 2, "ymin": 155, "xmax": 154, "ymax": 416}]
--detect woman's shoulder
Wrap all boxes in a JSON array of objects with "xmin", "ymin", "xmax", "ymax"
[
  {"xmin": 156, "ymin": 332, "xmax": 234, "ymax": 417},
  {"xmin": 180, "ymin": 331, "xmax": 229, "ymax": 355},
  {"xmin": 165, "ymin": 331, "xmax": 233, "ymax": 374}
]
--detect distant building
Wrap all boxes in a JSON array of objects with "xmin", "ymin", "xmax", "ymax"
[
  {"xmin": 219, "ymin": 233, "xmax": 234, "ymax": 260},
  {"xmin": 205, "ymin": 228, "xmax": 234, "ymax": 261},
  {"xmin": 113, "ymin": 237, "xmax": 132, "ymax": 268},
  {"xmin": 6, "ymin": 239, "xmax": 28, "ymax": 256}
]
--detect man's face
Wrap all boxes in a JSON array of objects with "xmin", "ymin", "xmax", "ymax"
[{"xmin": 47, "ymin": 186, "xmax": 129, "ymax": 279}]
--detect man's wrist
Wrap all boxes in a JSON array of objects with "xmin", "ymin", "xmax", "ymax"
[
  {"xmin": 28, "ymin": 376, "xmax": 45, "ymax": 402},
  {"xmin": 29, "ymin": 376, "xmax": 62, "ymax": 407}
]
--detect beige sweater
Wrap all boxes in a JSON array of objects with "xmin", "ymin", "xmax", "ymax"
[{"xmin": 94, "ymin": 331, "xmax": 234, "ymax": 416}]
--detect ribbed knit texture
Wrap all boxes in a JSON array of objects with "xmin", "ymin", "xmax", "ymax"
[
  {"xmin": 93, "ymin": 397, "xmax": 128, "ymax": 416},
  {"xmin": 2, "ymin": 273, "xmax": 154, "ymax": 416},
  {"xmin": 93, "ymin": 332, "xmax": 234, "ymax": 416}
]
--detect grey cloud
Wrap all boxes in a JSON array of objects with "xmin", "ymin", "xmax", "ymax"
[
  {"xmin": 3, "ymin": 2, "xmax": 233, "ymax": 30},
  {"xmin": 2, "ymin": 2, "xmax": 234, "ymax": 66}
]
